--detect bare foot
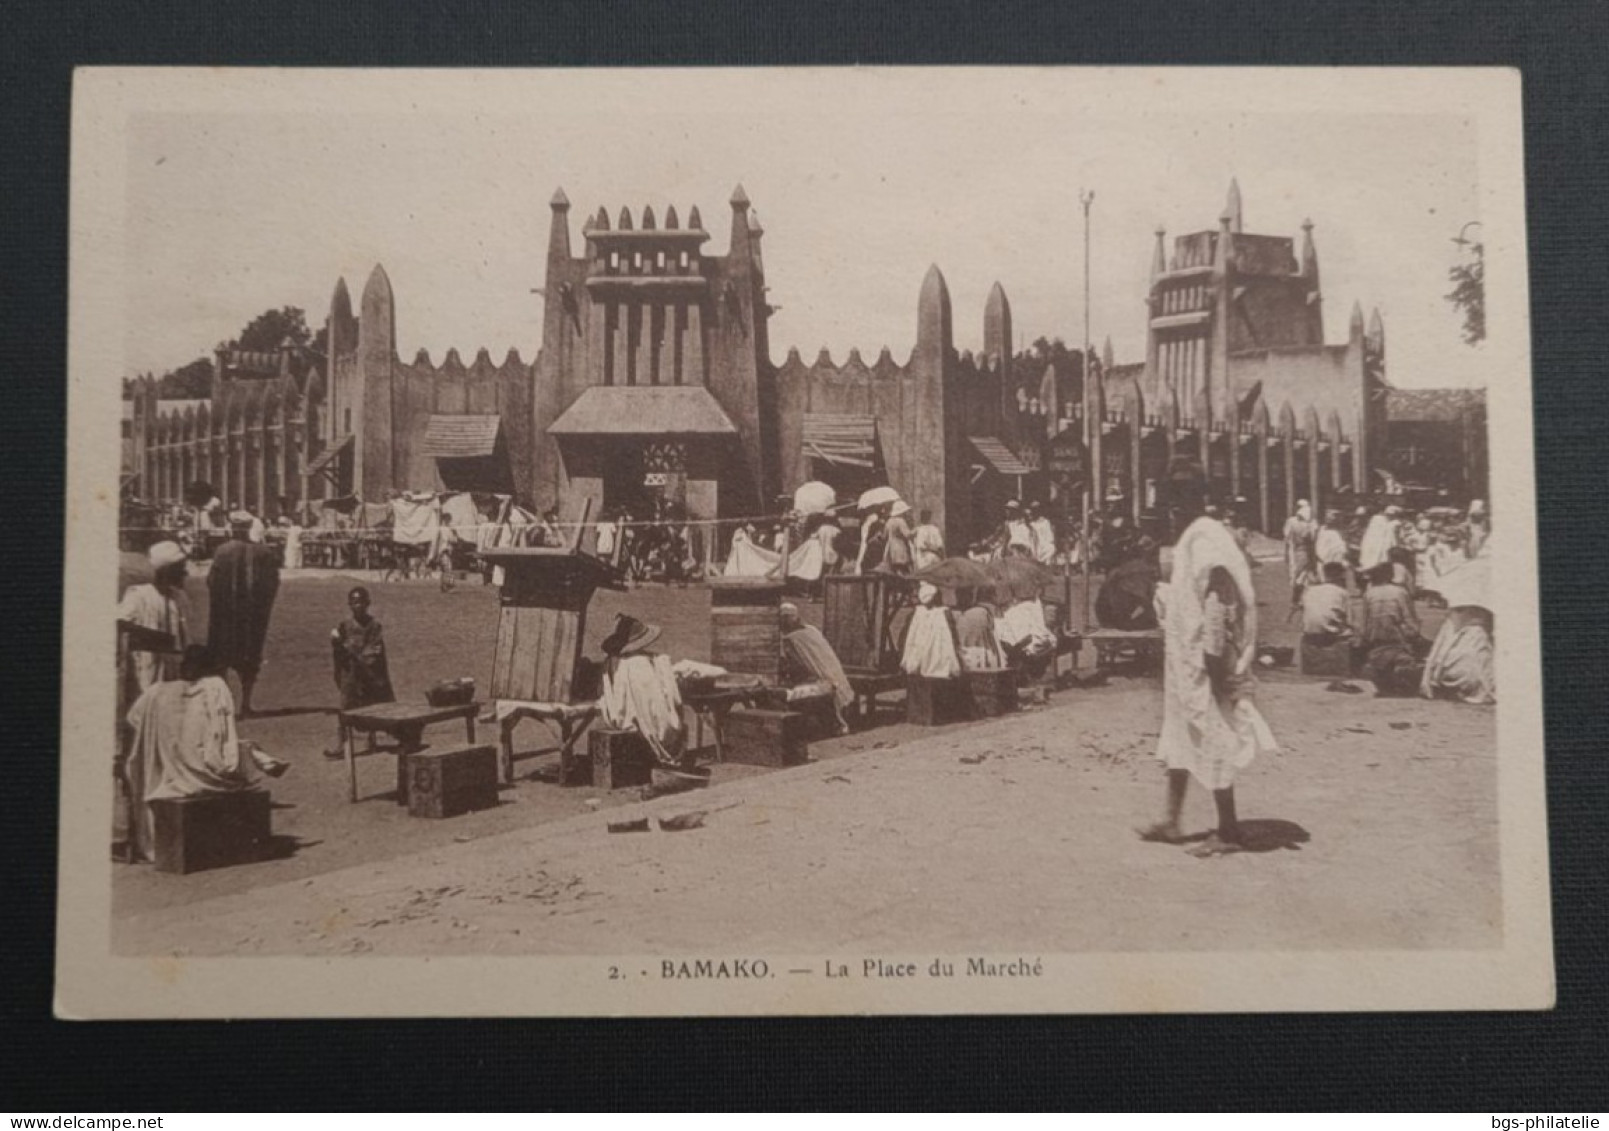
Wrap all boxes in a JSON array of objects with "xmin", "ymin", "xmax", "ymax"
[
  {"xmin": 1187, "ymin": 832, "xmax": 1245, "ymax": 857},
  {"xmin": 1136, "ymin": 821, "xmax": 1187, "ymax": 845}
]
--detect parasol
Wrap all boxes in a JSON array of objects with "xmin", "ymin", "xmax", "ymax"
[
  {"xmin": 1432, "ymin": 555, "xmax": 1490, "ymax": 611},
  {"xmin": 988, "ymin": 556, "xmax": 1058, "ymax": 603},
  {"xmin": 912, "ymin": 556, "xmax": 994, "ymax": 591},
  {"xmin": 792, "ymin": 481, "xmax": 837, "ymax": 516},
  {"xmin": 857, "ymin": 485, "xmax": 902, "ymax": 511}
]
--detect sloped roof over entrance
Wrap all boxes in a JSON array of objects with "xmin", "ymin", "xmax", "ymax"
[{"xmin": 548, "ymin": 387, "xmax": 738, "ymax": 436}]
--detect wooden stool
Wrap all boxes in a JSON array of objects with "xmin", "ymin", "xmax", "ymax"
[
  {"xmin": 401, "ymin": 744, "xmax": 500, "ymax": 818},
  {"xmin": 150, "ymin": 789, "xmax": 272, "ymax": 875},
  {"xmin": 905, "ymin": 675, "xmax": 969, "ymax": 726},
  {"xmin": 586, "ymin": 728, "xmax": 656, "ymax": 790},
  {"xmin": 723, "ymin": 707, "xmax": 810, "ymax": 767}
]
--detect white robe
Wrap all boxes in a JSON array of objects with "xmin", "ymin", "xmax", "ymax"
[
  {"xmin": 1155, "ymin": 516, "xmax": 1277, "ymax": 790},
  {"xmin": 123, "ymin": 675, "xmax": 261, "ymax": 861},
  {"xmin": 1029, "ymin": 518, "xmax": 1057, "ymax": 565},
  {"xmin": 117, "ymin": 583, "xmax": 189, "ymax": 694},
  {"xmin": 1358, "ymin": 515, "xmax": 1398, "ymax": 571},
  {"xmin": 600, "ymin": 652, "xmax": 685, "ymax": 764},
  {"xmin": 901, "ymin": 606, "xmax": 961, "ymax": 679},
  {"xmin": 911, "ymin": 523, "xmax": 945, "ymax": 572}
]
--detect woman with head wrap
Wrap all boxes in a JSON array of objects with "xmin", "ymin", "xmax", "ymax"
[{"xmin": 1139, "ymin": 460, "xmax": 1277, "ymax": 856}]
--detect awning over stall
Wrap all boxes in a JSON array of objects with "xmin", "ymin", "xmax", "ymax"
[
  {"xmin": 969, "ymin": 435, "xmax": 1033, "ymax": 477},
  {"xmin": 802, "ymin": 413, "xmax": 879, "ymax": 468},
  {"xmin": 423, "ymin": 414, "xmax": 502, "ymax": 459}
]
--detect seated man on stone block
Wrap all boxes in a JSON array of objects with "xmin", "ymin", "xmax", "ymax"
[
  {"xmin": 779, "ymin": 601, "xmax": 854, "ymax": 734},
  {"xmin": 598, "ymin": 614, "xmax": 690, "ymax": 768},
  {"xmin": 122, "ymin": 645, "xmax": 287, "ymax": 863}
]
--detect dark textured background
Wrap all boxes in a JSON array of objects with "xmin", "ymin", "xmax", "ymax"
[{"xmin": 3, "ymin": 0, "xmax": 1605, "ymax": 1110}]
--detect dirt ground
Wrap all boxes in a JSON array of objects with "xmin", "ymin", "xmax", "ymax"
[{"xmin": 112, "ymin": 550, "xmax": 1499, "ymax": 955}]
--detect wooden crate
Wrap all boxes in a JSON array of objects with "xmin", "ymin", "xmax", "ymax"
[
  {"xmin": 586, "ymin": 728, "xmax": 655, "ymax": 790},
  {"xmin": 151, "ymin": 789, "xmax": 272, "ymax": 874},
  {"xmin": 906, "ymin": 675, "xmax": 970, "ymax": 727},
  {"xmin": 403, "ymin": 744, "xmax": 499, "ymax": 819},
  {"xmin": 723, "ymin": 707, "xmax": 810, "ymax": 767},
  {"xmin": 708, "ymin": 579, "xmax": 785, "ymax": 680},
  {"xmin": 964, "ymin": 668, "xmax": 1019, "ymax": 717},
  {"xmin": 823, "ymin": 574, "xmax": 914, "ymax": 675}
]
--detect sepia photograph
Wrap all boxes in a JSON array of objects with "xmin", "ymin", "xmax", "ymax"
[{"xmin": 57, "ymin": 66, "xmax": 1549, "ymax": 1017}]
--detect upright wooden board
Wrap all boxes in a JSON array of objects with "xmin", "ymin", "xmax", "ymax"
[
  {"xmin": 823, "ymin": 574, "xmax": 913, "ymax": 676},
  {"xmin": 708, "ymin": 579, "xmax": 785, "ymax": 680},
  {"xmin": 482, "ymin": 547, "xmax": 618, "ymax": 705}
]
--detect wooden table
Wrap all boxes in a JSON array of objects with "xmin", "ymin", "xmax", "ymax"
[
  {"xmin": 1084, "ymin": 628, "xmax": 1164, "ymax": 672},
  {"xmin": 846, "ymin": 671, "xmax": 905, "ymax": 723},
  {"xmin": 680, "ymin": 687, "xmax": 760, "ymax": 762},
  {"xmin": 339, "ymin": 701, "xmax": 481, "ymax": 802},
  {"xmin": 493, "ymin": 700, "xmax": 600, "ymax": 784}
]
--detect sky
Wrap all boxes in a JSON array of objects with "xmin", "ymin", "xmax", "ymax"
[{"xmin": 121, "ymin": 71, "xmax": 1494, "ymax": 389}]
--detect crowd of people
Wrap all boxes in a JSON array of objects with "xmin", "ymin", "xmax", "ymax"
[
  {"xmin": 113, "ymin": 471, "xmax": 1497, "ymax": 869},
  {"xmin": 1287, "ymin": 496, "xmax": 1496, "ymax": 705}
]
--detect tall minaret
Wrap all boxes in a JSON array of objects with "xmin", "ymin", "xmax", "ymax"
[
  {"xmin": 1300, "ymin": 217, "xmax": 1323, "ymax": 345},
  {"xmin": 914, "ymin": 264, "xmax": 956, "ymax": 537},
  {"xmin": 356, "ymin": 263, "xmax": 396, "ymax": 498},
  {"xmin": 1225, "ymin": 177, "xmax": 1244, "ymax": 234},
  {"xmin": 983, "ymin": 281, "xmax": 1012, "ymax": 436},
  {"xmin": 1146, "ymin": 226, "xmax": 1166, "ymax": 400}
]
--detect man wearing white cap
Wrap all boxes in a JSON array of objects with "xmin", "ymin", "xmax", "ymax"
[{"xmin": 117, "ymin": 540, "xmax": 191, "ymax": 696}]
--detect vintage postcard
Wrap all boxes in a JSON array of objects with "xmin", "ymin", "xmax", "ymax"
[{"xmin": 59, "ymin": 67, "xmax": 1549, "ymax": 1016}]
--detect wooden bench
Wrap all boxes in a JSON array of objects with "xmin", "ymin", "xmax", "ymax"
[{"xmin": 493, "ymin": 700, "xmax": 599, "ymax": 784}]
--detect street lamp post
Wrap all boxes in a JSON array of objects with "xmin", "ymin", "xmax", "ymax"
[{"xmin": 1079, "ymin": 188, "xmax": 1096, "ymax": 629}]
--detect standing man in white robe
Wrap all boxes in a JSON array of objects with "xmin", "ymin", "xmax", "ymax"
[
  {"xmin": 118, "ymin": 540, "xmax": 191, "ymax": 696},
  {"xmin": 1027, "ymin": 502, "xmax": 1057, "ymax": 566},
  {"xmin": 1139, "ymin": 461, "xmax": 1277, "ymax": 856}
]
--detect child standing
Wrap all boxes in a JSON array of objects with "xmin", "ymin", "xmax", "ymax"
[{"xmin": 323, "ymin": 586, "xmax": 396, "ymax": 758}]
